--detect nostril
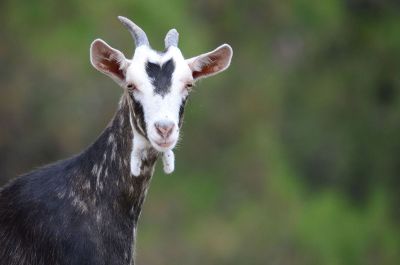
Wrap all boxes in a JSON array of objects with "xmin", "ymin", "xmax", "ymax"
[
  {"xmin": 165, "ymin": 124, "xmax": 174, "ymax": 137},
  {"xmin": 155, "ymin": 121, "xmax": 175, "ymax": 138},
  {"xmin": 155, "ymin": 126, "xmax": 163, "ymax": 136}
]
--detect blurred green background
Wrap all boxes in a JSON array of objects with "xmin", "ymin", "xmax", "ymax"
[{"xmin": 1, "ymin": 0, "xmax": 400, "ymax": 264}]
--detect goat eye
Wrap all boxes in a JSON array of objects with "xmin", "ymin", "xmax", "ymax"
[
  {"xmin": 127, "ymin": 83, "xmax": 136, "ymax": 91},
  {"xmin": 185, "ymin": 83, "xmax": 193, "ymax": 91}
]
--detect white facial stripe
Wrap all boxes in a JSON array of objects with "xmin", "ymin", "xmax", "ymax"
[{"xmin": 125, "ymin": 46, "xmax": 192, "ymax": 152}]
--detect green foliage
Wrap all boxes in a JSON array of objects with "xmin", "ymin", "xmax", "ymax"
[{"xmin": 1, "ymin": 0, "xmax": 400, "ymax": 264}]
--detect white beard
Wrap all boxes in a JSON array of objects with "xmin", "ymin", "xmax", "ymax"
[{"xmin": 129, "ymin": 112, "xmax": 175, "ymax": 176}]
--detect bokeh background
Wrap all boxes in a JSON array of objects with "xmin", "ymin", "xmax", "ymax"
[{"xmin": 1, "ymin": 0, "xmax": 400, "ymax": 264}]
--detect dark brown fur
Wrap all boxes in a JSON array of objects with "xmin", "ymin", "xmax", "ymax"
[{"xmin": 0, "ymin": 94, "xmax": 158, "ymax": 265}]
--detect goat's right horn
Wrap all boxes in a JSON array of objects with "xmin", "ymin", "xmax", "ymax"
[
  {"xmin": 118, "ymin": 16, "xmax": 150, "ymax": 47},
  {"xmin": 164, "ymin": 29, "xmax": 179, "ymax": 49}
]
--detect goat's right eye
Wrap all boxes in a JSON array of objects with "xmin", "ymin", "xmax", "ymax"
[{"xmin": 185, "ymin": 83, "xmax": 194, "ymax": 92}]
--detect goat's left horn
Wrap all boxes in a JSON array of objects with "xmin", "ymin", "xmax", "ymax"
[
  {"xmin": 164, "ymin": 29, "xmax": 179, "ymax": 49},
  {"xmin": 118, "ymin": 16, "xmax": 150, "ymax": 47}
]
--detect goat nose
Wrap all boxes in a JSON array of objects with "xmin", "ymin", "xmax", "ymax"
[{"xmin": 155, "ymin": 120, "xmax": 175, "ymax": 139}]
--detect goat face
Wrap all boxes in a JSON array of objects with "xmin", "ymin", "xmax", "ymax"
[{"xmin": 90, "ymin": 16, "xmax": 232, "ymax": 152}]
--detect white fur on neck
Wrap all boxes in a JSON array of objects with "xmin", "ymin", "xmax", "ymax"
[
  {"xmin": 129, "ymin": 111, "xmax": 175, "ymax": 176},
  {"xmin": 162, "ymin": 150, "xmax": 175, "ymax": 174}
]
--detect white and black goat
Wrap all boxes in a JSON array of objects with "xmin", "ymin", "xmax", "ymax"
[{"xmin": 0, "ymin": 16, "xmax": 232, "ymax": 265}]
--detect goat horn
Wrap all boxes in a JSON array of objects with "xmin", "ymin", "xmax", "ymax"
[
  {"xmin": 118, "ymin": 16, "xmax": 150, "ymax": 47},
  {"xmin": 164, "ymin": 29, "xmax": 179, "ymax": 49}
]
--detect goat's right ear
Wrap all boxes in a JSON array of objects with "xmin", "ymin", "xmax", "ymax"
[{"xmin": 90, "ymin": 39, "xmax": 130, "ymax": 87}]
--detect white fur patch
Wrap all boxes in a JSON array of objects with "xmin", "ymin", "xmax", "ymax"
[
  {"xmin": 162, "ymin": 150, "xmax": 175, "ymax": 174},
  {"xmin": 129, "ymin": 111, "xmax": 151, "ymax": 177},
  {"xmin": 125, "ymin": 46, "xmax": 192, "ymax": 153}
]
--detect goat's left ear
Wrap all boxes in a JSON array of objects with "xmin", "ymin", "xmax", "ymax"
[
  {"xmin": 186, "ymin": 44, "xmax": 233, "ymax": 81},
  {"xmin": 90, "ymin": 39, "xmax": 130, "ymax": 87}
]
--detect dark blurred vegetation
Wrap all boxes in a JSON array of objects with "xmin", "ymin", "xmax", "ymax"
[{"xmin": 1, "ymin": 0, "xmax": 400, "ymax": 264}]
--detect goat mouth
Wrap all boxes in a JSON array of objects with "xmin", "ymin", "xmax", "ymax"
[{"xmin": 153, "ymin": 140, "xmax": 175, "ymax": 149}]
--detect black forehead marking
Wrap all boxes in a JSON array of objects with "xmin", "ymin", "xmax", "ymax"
[{"xmin": 146, "ymin": 58, "xmax": 175, "ymax": 97}]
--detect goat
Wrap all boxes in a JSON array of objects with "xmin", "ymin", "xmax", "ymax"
[{"xmin": 0, "ymin": 16, "xmax": 233, "ymax": 265}]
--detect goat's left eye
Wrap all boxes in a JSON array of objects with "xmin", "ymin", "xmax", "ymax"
[{"xmin": 127, "ymin": 83, "xmax": 136, "ymax": 91}]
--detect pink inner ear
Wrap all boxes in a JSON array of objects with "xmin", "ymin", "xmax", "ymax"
[
  {"xmin": 98, "ymin": 51, "xmax": 125, "ymax": 80},
  {"xmin": 192, "ymin": 55, "xmax": 219, "ymax": 79},
  {"xmin": 92, "ymin": 41, "xmax": 125, "ymax": 80}
]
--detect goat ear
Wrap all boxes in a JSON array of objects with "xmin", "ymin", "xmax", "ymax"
[
  {"xmin": 90, "ymin": 39, "xmax": 130, "ymax": 86},
  {"xmin": 186, "ymin": 44, "xmax": 233, "ymax": 81}
]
